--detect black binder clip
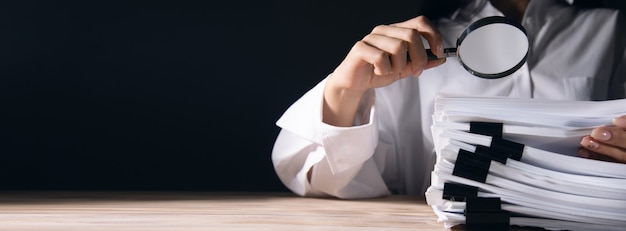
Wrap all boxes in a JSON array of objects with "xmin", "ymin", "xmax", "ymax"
[
  {"xmin": 465, "ymin": 197, "xmax": 510, "ymax": 231},
  {"xmin": 443, "ymin": 182, "xmax": 478, "ymax": 201},
  {"xmin": 469, "ymin": 121, "xmax": 503, "ymax": 138},
  {"xmin": 453, "ymin": 150, "xmax": 491, "ymax": 183},
  {"xmin": 490, "ymin": 138, "xmax": 524, "ymax": 161},
  {"xmin": 474, "ymin": 145, "xmax": 508, "ymax": 164}
]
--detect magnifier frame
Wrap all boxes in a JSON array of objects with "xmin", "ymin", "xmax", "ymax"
[{"xmin": 456, "ymin": 16, "xmax": 529, "ymax": 79}]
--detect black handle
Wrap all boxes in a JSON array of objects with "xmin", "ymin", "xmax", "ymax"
[{"xmin": 408, "ymin": 48, "xmax": 457, "ymax": 61}]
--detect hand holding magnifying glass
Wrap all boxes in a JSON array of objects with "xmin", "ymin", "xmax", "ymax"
[{"xmin": 421, "ymin": 16, "xmax": 529, "ymax": 79}]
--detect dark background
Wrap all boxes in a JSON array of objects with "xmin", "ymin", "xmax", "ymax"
[
  {"xmin": 1, "ymin": 0, "xmax": 623, "ymax": 192},
  {"xmin": 0, "ymin": 0, "xmax": 426, "ymax": 192}
]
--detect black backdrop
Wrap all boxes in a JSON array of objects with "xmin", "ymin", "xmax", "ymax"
[
  {"xmin": 0, "ymin": 0, "xmax": 424, "ymax": 191},
  {"xmin": 2, "ymin": 0, "xmax": 624, "ymax": 192}
]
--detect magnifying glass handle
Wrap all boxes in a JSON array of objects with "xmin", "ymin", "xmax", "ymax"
[
  {"xmin": 426, "ymin": 48, "xmax": 457, "ymax": 60},
  {"xmin": 407, "ymin": 48, "xmax": 457, "ymax": 61}
]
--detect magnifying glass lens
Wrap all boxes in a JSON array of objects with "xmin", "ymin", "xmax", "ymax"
[
  {"xmin": 424, "ymin": 16, "xmax": 529, "ymax": 79},
  {"xmin": 457, "ymin": 16, "xmax": 529, "ymax": 79}
]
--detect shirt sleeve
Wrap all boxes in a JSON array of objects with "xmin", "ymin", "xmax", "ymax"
[{"xmin": 271, "ymin": 75, "xmax": 391, "ymax": 199}]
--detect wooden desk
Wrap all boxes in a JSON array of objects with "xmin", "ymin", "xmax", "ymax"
[
  {"xmin": 0, "ymin": 191, "xmax": 446, "ymax": 230},
  {"xmin": 0, "ymin": 191, "xmax": 548, "ymax": 230}
]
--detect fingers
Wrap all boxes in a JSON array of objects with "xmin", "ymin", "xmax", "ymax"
[
  {"xmin": 580, "ymin": 132, "xmax": 626, "ymax": 163},
  {"xmin": 351, "ymin": 40, "xmax": 394, "ymax": 76},
  {"xmin": 370, "ymin": 25, "xmax": 425, "ymax": 77},
  {"xmin": 361, "ymin": 33, "xmax": 408, "ymax": 76},
  {"xmin": 613, "ymin": 115, "xmax": 626, "ymax": 128},
  {"xmin": 577, "ymin": 148, "xmax": 620, "ymax": 163},
  {"xmin": 392, "ymin": 16, "xmax": 444, "ymax": 58},
  {"xmin": 578, "ymin": 115, "xmax": 626, "ymax": 163},
  {"xmin": 336, "ymin": 15, "xmax": 445, "ymax": 91},
  {"xmin": 361, "ymin": 15, "xmax": 445, "ymax": 78},
  {"xmin": 425, "ymin": 57, "xmax": 447, "ymax": 69},
  {"xmin": 590, "ymin": 126, "xmax": 626, "ymax": 149}
]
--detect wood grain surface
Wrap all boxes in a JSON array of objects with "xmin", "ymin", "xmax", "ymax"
[{"xmin": 0, "ymin": 191, "xmax": 447, "ymax": 231}]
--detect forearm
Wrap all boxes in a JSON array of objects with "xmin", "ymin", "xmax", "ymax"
[{"xmin": 322, "ymin": 79, "xmax": 368, "ymax": 127}]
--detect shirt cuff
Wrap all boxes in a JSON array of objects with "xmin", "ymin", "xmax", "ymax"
[
  {"xmin": 320, "ymin": 88, "xmax": 378, "ymax": 174},
  {"xmin": 276, "ymin": 74, "xmax": 379, "ymax": 174}
]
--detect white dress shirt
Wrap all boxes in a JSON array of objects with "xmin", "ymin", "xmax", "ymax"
[{"xmin": 272, "ymin": 0, "xmax": 626, "ymax": 199}]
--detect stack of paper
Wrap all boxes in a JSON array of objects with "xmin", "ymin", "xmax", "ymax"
[{"xmin": 426, "ymin": 92, "xmax": 626, "ymax": 231}]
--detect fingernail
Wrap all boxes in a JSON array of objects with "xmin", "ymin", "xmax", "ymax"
[
  {"xmin": 613, "ymin": 115, "xmax": 626, "ymax": 127},
  {"xmin": 413, "ymin": 68, "xmax": 423, "ymax": 77},
  {"xmin": 437, "ymin": 44, "xmax": 444, "ymax": 58},
  {"xmin": 586, "ymin": 139, "xmax": 600, "ymax": 149},
  {"xmin": 592, "ymin": 128, "xmax": 612, "ymax": 141}
]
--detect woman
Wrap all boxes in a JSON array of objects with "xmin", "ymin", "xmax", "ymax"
[{"xmin": 271, "ymin": 0, "xmax": 626, "ymax": 199}]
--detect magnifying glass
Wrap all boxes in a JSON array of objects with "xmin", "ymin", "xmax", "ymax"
[{"xmin": 424, "ymin": 16, "xmax": 529, "ymax": 79}]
